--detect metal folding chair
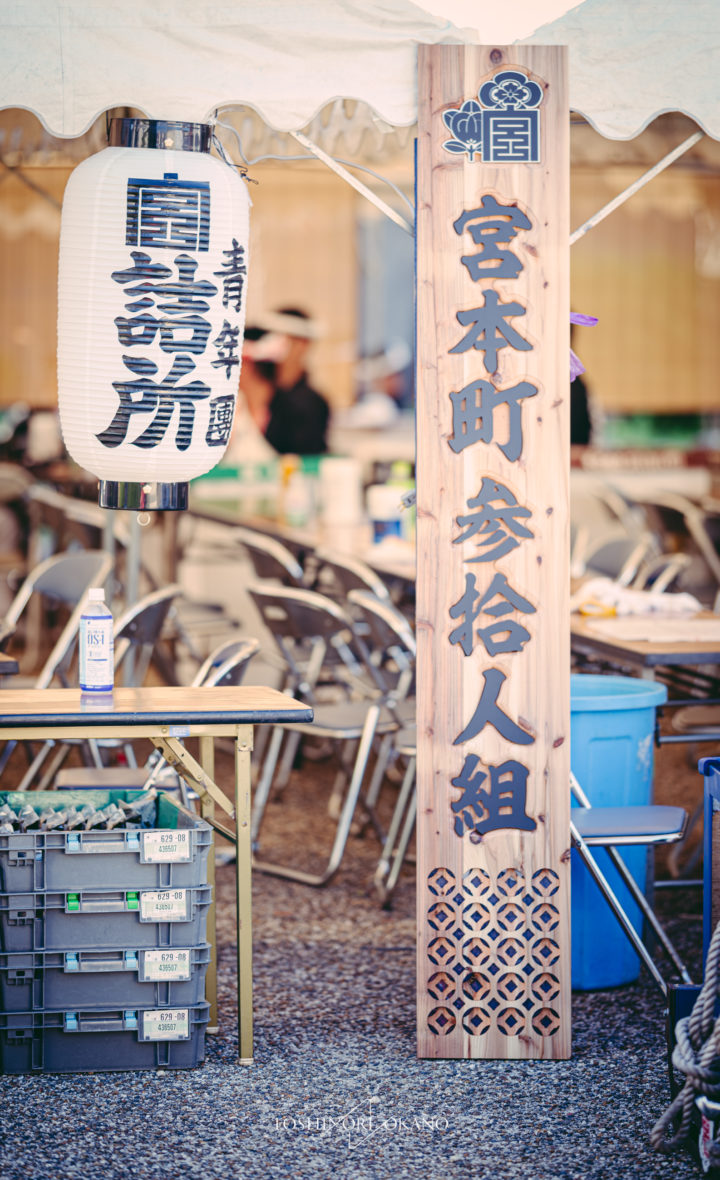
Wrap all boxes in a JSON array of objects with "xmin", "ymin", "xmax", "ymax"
[
  {"xmin": 248, "ymin": 584, "xmax": 408, "ymax": 885},
  {"xmin": 570, "ymin": 771, "xmax": 693, "ymax": 996}
]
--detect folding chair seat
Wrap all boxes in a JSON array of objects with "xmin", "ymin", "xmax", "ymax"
[
  {"xmin": 248, "ymin": 584, "xmax": 411, "ymax": 886},
  {"xmin": 570, "ymin": 772, "xmax": 693, "ymax": 996}
]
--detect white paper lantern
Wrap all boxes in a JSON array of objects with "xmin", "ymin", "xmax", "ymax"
[{"xmin": 57, "ymin": 119, "xmax": 250, "ymax": 510}]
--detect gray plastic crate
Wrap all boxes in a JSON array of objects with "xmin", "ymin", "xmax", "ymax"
[
  {"xmin": 0, "ymin": 1002, "xmax": 210, "ymax": 1073},
  {"xmin": 0, "ymin": 885, "xmax": 212, "ymax": 952},
  {"xmin": 0, "ymin": 791, "xmax": 211, "ymax": 892},
  {"xmin": 0, "ymin": 944, "xmax": 210, "ymax": 1010}
]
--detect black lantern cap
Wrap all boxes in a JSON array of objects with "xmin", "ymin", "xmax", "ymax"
[
  {"xmin": 98, "ymin": 480, "xmax": 189, "ymax": 512},
  {"xmin": 108, "ymin": 118, "xmax": 212, "ymax": 153}
]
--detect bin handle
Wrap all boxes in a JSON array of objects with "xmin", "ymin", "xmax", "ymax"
[
  {"xmin": 73, "ymin": 1014, "xmax": 137, "ymax": 1033},
  {"xmin": 67, "ymin": 892, "xmax": 131, "ymax": 913},
  {"xmin": 66, "ymin": 832, "xmax": 139, "ymax": 855},
  {"xmin": 67, "ymin": 952, "xmax": 138, "ymax": 973}
]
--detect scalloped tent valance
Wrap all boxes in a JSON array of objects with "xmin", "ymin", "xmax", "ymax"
[{"xmin": 0, "ymin": 0, "xmax": 718, "ymax": 143}]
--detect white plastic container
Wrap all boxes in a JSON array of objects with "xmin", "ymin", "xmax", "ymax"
[
  {"xmin": 79, "ymin": 588, "xmax": 114, "ymax": 693},
  {"xmin": 318, "ymin": 457, "xmax": 364, "ymax": 526},
  {"xmin": 366, "ymin": 484, "xmax": 404, "ymax": 543}
]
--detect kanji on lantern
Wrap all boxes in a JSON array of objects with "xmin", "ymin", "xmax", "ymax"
[
  {"xmin": 125, "ymin": 173, "xmax": 211, "ymax": 252},
  {"xmin": 206, "ymin": 395, "xmax": 236, "ymax": 446},
  {"xmin": 211, "ymin": 320, "xmax": 241, "ymax": 378},
  {"xmin": 98, "ymin": 353, "xmax": 210, "ymax": 451},
  {"xmin": 214, "ymin": 239, "xmax": 248, "ymax": 313}
]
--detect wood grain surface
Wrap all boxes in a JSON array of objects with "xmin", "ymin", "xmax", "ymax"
[{"xmin": 416, "ymin": 44, "xmax": 570, "ymax": 1059}]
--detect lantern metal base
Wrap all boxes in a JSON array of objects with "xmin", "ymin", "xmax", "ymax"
[{"xmin": 98, "ymin": 481, "xmax": 188, "ymax": 512}]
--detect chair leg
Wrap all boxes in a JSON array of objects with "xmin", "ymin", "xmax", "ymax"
[
  {"xmin": 250, "ymin": 725, "xmax": 285, "ymax": 846},
  {"xmin": 603, "ymin": 842, "xmax": 693, "ymax": 984},
  {"xmin": 253, "ymin": 704, "xmax": 382, "ymax": 887},
  {"xmin": 15, "ymin": 740, "xmax": 58, "ymax": 792},
  {"xmin": 571, "ymin": 822, "xmax": 693, "ymax": 996},
  {"xmin": 355, "ymin": 732, "xmax": 395, "ymax": 839},
  {"xmin": 35, "ymin": 741, "xmax": 73, "ymax": 791},
  {"xmin": 374, "ymin": 755, "xmax": 416, "ymax": 907}
]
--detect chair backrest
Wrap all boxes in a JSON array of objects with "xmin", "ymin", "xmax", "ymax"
[
  {"xmin": 310, "ymin": 548, "xmax": 391, "ymax": 604},
  {"xmin": 0, "ymin": 462, "xmax": 33, "ymax": 504},
  {"xmin": 112, "ymin": 584, "xmax": 182, "ymax": 686},
  {"xmin": 630, "ymin": 552, "xmax": 693, "ymax": 593},
  {"xmin": 2, "ymin": 549, "xmax": 114, "ymax": 689},
  {"xmin": 346, "ymin": 589, "xmax": 416, "ymax": 702},
  {"xmin": 4, "ymin": 549, "xmax": 113, "ymax": 627},
  {"xmin": 233, "ymin": 525, "xmax": 304, "ymax": 585},
  {"xmin": 245, "ymin": 582, "xmax": 362, "ymax": 698},
  {"xmin": 193, "ymin": 636, "xmax": 261, "ymax": 688},
  {"xmin": 582, "ymin": 529, "xmax": 656, "ymax": 587}
]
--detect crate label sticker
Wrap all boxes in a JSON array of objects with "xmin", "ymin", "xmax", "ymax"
[
  {"xmin": 169, "ymin": 725, "xmax": 191, "ymax": 738},
  {"xmin": 139, "ymin": 889, "xmax": 189, "ymax": 922},
  {"xmin": 140, "ymin": 1008, "xmax": 190, "ymax": 1041},
  {"xmin": 142, "ymin": 949, "xmax": 192, "ymax": 981},
  {"xmin": 141, "ymin": 830, "xmax": 192, "ymax": 863}
]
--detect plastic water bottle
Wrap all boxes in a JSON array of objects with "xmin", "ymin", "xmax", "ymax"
[{"xmin": 79, "ymin": 587, "xmax": 114, "ymax": 693}]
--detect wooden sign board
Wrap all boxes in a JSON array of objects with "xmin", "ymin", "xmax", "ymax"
[{"xmin": 416, "ymin": 44, "xmax": 570, "ymax": 1060}]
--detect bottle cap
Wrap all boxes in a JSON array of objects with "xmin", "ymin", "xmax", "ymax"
[{"xmin": 88, "ymin": 588, "xmax": 105, "ymax": 602}]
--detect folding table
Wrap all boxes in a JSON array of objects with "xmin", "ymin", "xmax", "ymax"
[{"xmin": 0, "ymin": 684, "xmax": 313, "ymax": 1062}]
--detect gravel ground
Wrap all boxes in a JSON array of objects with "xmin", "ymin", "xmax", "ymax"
[{"xmin": 0, "ymin": 734, "xmax": 711, "ymax": 1180}]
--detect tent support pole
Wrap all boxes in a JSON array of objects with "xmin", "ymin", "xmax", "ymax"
[
  {"xmin": 570, "ymin": 130, "xmax": 704, "ymax": 245},
  {"xmin": 289, "ymin": 130, "xmax": 413, "ymax": 235}
]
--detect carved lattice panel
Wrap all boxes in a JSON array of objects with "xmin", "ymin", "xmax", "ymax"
[{"xmin": 422, "ymin": 866, "xmax": 561, "ymax": 1046}]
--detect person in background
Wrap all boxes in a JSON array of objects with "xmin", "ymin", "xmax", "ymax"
[
  {"xmin": 257, "ymin": 308, "xmax": 330, "ymax": 455},
  {"xmin": 225, "ymin": 327, "xmax": 281, "ymax": 463},
  {"xmin": 336, "ymin": 339, "xmax": 413, "ymax": 429}
]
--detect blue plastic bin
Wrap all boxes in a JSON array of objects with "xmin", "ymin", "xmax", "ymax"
[{"xmin": 570, "ymin": 673, "xmax": 667, "ymax": 989}]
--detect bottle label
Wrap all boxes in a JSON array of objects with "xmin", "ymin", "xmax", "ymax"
[{"xmin": 79, "ymin": 615, "xmax": 114, "ymax": 691}]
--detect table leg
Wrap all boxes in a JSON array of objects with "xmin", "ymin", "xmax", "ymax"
[
  {"xmin": 235, "ymin": 726, "xmax": 254, "ymax": 1063},
  {"xmin": 199, "ymin": 735, "xmax": 218, "ymax": 1032}
]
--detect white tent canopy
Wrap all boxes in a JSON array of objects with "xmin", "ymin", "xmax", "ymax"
[{"xmin": 1, "ymin": 0, "xmax": 719, "ymax": 143}]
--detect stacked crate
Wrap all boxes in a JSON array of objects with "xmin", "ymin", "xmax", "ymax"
[{"xmin": 0, "ymin": 789, "xmax": 212, "ymax": 1073}]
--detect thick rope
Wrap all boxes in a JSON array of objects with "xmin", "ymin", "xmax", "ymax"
[{"xmin": 651, "ymin": 919, "xmax": 720, "ymax": 1158}]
